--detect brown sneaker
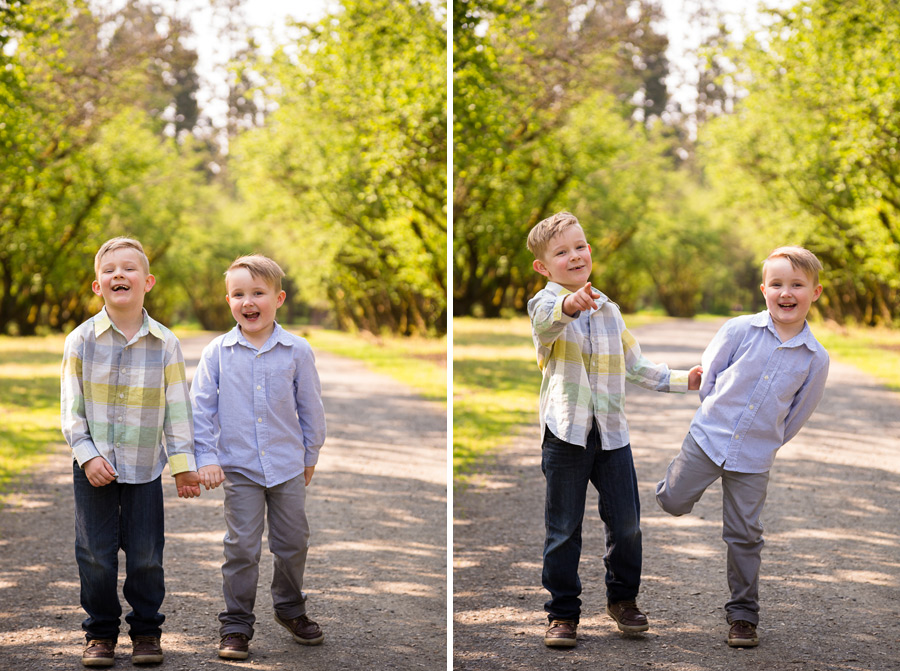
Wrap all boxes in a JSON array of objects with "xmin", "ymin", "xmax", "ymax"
[
  {"xmin": 727, "ymin": 620, "xmax": 759, "ymax": 647},
  {"xmin": 82, "ymin": 639, "xmax": 116, "ymax": 667},
  {"xmin": 607, "ymin": 601, "xmax": 650, "ymax": 633},
  {"xmin": 218, "ymin": 633, "xmax": 250, "ymax": 660},
  {"xmin": 543, "ymin": 619, "xmax": 577, "ymax": 647},
  {"xmin": 131, "ymin": 636, "xmax": 163, "ymax": 664},
  {"xmin": 274, "ymin": 613, "xmax": 324, "ymax": 645}
]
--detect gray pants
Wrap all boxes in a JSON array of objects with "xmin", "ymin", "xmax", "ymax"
[
  {"xmin": 655, "ymin": 433, "xmax": 769, "ymax": 625},
  {"xmin": 219, "ymin": 471, "xmax": 310, "ymax": 637}
]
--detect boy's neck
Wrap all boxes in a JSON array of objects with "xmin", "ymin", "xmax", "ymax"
[
  {"xmin": 771, "ymin": 316, "xmax": 807, "ymax": 343},
  {"xmin": 240, "ymin": 323, "xmax": 276, "ymax": 349},
  {"xmin": 106, "ymin": 305, "xmax": 145, "ymax": 341}
]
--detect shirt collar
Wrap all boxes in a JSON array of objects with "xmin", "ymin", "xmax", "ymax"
[
  {"xmin": 222, "ymin": 321, "xmax": 293, "ymax": 351},
  {"xmin": 751, "ymin": 310, "xmax": 819, "ymax": 352},
  {"xmin": 93, "ymin": 307, "xmax": 162, "ymax": 340},
  {"xmin": 544, "ymin": 281, "xmax": 610, "ymax": 309}
]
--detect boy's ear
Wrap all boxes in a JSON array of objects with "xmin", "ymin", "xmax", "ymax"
[
  {"xmin": 276, "ymin": 290, "xmax": 286, "ymax": 308},
  {"xmin": 812, "ymin": 283, "xmax": 823, "ymax": 301},
  {"xmin": 91, "ymin": 280, "xmax": 102, "ymax": 296},
  {"xmin": 533, "ymin": 259, "xmax": 550, "ymax": 278},
  {"xmin": 143, "ymin": 274, "xmax": 156, "ymax": 293}
]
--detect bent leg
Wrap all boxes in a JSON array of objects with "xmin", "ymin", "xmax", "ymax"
[{"xmin": 656, "ymin": 433, "xmax": 721, "ymax": 516}]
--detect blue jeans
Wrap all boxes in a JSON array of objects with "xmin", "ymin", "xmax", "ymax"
[
  {"xmin": 73, "ymin": 461, "xmax": 166, "ymax": 642},
  {"xmin": 541, "ymin": 425, "xmax": 642, "ymax": 623}
]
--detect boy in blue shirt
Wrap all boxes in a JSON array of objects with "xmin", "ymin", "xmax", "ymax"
[
  {"xmin": 190, "ymin": 254, "xmax": 327, "ymax": 660},
  {"xmin": 656, "ymin": 246, "xmax": 830, "ymax": 648}
]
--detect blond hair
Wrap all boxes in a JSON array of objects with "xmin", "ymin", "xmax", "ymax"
[
  {"xmin": 763, "ymin": 246, "xmax": 823, "ymax": 285},
  {"xmin": 526, "ymin": 211, "xmax": 582, "ymax": 259},
  {"xmin": 225, "ymin": 254, "xmax": 285, "ymax": 292},
  {"xmin": 94, "ymin": 237, "xmax": 150, "ymax": 277}
]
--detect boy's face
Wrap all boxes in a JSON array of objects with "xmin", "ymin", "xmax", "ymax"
[
  {"xmin": 225, "ymin": 267, "xmax": 286, "ymax": 340},
  {"xmin": 92, "ymin": 248, "xmax": 155, "ymax": 312},
  {"xmin": 532, "ymin": 225, "xmax": 592, "ymax": 292},
  {"xmin": 760, "ymin": 257, "xmax": 822, "ymax": 333}
]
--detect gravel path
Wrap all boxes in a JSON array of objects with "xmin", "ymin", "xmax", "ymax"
[
  {"xmin": 0, "ymin": 336, "xmax": 447, "ymax": 670},
  {"xmin": 453, "ymin": 319, "xmax": 900, "ymax": 671}
]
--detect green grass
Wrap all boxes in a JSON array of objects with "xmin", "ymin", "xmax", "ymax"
[
  {"xmin": 0, "ymin": 327, "xmax": 445, "ymax": 497},
  {"xmin": 0, "ymin": 335, "xmax": 68, "ymax": 492},
  {"xmin": 812, "ymin": 321, "xmax": 900, "ymax": 392},
  {"xmin": 452, "ymin": 314, "xmax": 666, "ymax": 479},
  {"xmin": 452, "ymin": 315, "xmax": 900, "ymax": 481},
  {"xmin": 299, "ymin": 327, "xmax": 447, "ymax": 404}
]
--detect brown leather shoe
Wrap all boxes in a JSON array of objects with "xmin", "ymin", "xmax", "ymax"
[
  {"xmin": 218, "ymin": 633, "xmax": 250, "ymax": 660},
  {"xmin": 274, "ymin": 613, "xmax": 324, "ymax": 645},
  {"xmin": 131, "ymin": 636, "xmax": 163, "ymax": 664},
  {"xmin": 727, "ymin": 620, "xmax": 759, "ymax": 647},
  {"xmin": 82, "ymin": 639, "xmax": 116, "ymax": 667},
  {"xmin": 543, "ymin": 619, "xmax": 577, "ymax": 647},
  {"xmin": 607, "ymin": 601, "xmax": 650, "ymax": 632}
]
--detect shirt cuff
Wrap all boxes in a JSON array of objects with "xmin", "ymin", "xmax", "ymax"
[
  {"xmin": 168, "ymin": 452, "xmax": 198, "ymax": 476},
  {"xmin": 669, "ymin": 369, "xmax": 690, "ymax": 393},
  {"xmin": 72, "ymin": 441, "xmax": 101, "ymax": 468},
  {"xmin": 552, "ymin": 293, "xmax": 578, "ymax": 322}
]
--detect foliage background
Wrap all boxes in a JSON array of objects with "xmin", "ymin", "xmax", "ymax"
[
  {"xmin": 453, "ymin": 0, "xmax": 900, "ymax": 325},
  {"xmin": 0, "ymin": 0, "xmax": 447, "ymax": 336}
]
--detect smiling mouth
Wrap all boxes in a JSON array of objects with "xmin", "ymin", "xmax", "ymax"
[
  {"xmin": 112, "ymin": 284, "xmax": 130, "ymax": 292},
  {"xmin": 778, "ymin": 303, "xmax": 796, "ymax": 309},
  {"xmin": 243, "ymin": 312, "xmax": 260, "ymax": 321}
]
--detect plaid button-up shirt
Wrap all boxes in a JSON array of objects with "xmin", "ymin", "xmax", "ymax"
[
  {"xmin": 60, "ymin": 307, "xmax": 196, "ymax": 483},
  {"xmin": 528, "ymin": 282, "xmax": 689, "ymax": 449}
]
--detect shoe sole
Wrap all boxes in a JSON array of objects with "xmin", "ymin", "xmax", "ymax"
[
  {"xmin": 544, "ymin": 636, "xmax": 577, "ymax": 648},
  {"xmin": 727, "ymin": 638, "xmax": 759, "ymax": 648},
  {"xmin": 219, "ymin": 648, "xmax": 250, "ymax": 660},
  {"xmin": 606, "ymin": 606, "xmax": 650, "ymax": 633},
  {"xmin": 132, "ymin": 654, "xmax": 164, "ymax": 664},
  {"xmin": 82, "ymin": 659, "xmax": 114, "ymax": 668},
  {"xmin": 274, "ymin": 614, "xmax": 324, "ymax": 646}
]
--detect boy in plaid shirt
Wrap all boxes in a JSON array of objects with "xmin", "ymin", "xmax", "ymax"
[
  {"xmin": 526, "ymin": 212, "xmax": 701, "ymax": 647},
  {"xmin": 61, "ymin": 237, "xmax": 201, "ymax": 667}
]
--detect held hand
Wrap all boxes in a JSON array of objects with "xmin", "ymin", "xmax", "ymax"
[
  {"xmin": 174, "ymin": 471, "xmax": 202, "ymax": 499},
  {"xmin": 198, "ymin": 465, "xmax": 225, "ymax": 490},
  {"xmin": 688, "ymin": 365, "xmax": 703, "ymax": 391},
  {"xmin": 304, "ymin": 466, "xmax": 315, "ymax": 487},
  {"xmin": 84, "ymin": 457, "xmax": 117, "ymax": 487},
  {"xmin": 562, "ymin": 282, "xmax": 600, "ymax": 316}
]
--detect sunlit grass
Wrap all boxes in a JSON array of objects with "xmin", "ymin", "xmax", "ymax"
[
  {"xmin": 299, "ymin": 327, "xmax": 447, "ymax": 404},
  {"xmin": 452, "ymin": 314, "xmax": 667, "ymax": 480},
  {"xmin": 0, "ymin": 335, "xmax": 67, "ymax": 492},
  {"xmin": 812, "ymin": 321, "xmax": 900, "ymax": 392},
  {"xmin": 452, "ymin": 314, "xmax": 900, "ymax": 481}
]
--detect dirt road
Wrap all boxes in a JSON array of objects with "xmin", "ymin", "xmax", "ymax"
[
  {"xmin": 0, "ymin": 337, "xmax": 447, "ymax": 670},
  {"xmin": 454, "ymin": 319, "xmax": 900, "ymax": 671}
]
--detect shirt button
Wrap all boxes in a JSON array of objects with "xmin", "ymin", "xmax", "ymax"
[
  {"xmin": 764, "ymin": 375, "xmax": 769, "ymax": 380},
  {"xmin": 261, "ymin": 451, "xmax": 266, "ymax": 456},
  {"xmin": 117, "ymin": 416, "xmax": 123, "ymax": 421},
  {"xmin": 257, "ymin": 385, "xmax": 261, "ymax": 390},
  {"xmin": 119, "ymin": 393, "xmax": 124, "ymax": 399},
  {"xmin": 749, "ymin": 405, "xmax": 754, "ymax": 410},
  {"xmin": 735, "ymin": 434, "xmax": 740, "ymax": 439},
  {"xmin": 257, "ymin": 418, "xmax": 262, "ymax": 423}
]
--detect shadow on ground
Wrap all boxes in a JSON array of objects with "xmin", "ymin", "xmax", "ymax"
[
  {"xmin": 454, "ymin": 319, "xmax": 900, "ymax": 671},
  {"xmin": 0, "ymin": 347, "xmax": 447, "ymax": 671}
]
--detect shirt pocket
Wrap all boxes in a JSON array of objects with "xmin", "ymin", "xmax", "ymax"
[
  {"xmin": 774, "ymin": 369, "xmax": 807, "ymax": 403},
  {"xmin": 268, "ymin": 369, "xmax": 297, "ymax": 411}
]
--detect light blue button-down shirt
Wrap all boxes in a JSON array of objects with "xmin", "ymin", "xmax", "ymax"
[
  {"xmin": 190, "ymin": 323, "xmax": 326, "ymax": 487},
  {"xmin": 690, "ymin": 311, "xmax": 829, "ymax": 474}
]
